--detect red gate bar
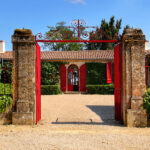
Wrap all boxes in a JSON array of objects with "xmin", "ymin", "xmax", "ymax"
[
  {"xmin": 36, "ymin": 43, "xmax": 41, "ymax": 123},
  {"xmin": 114, "ymin": 43, "xmax": 122, "ymax": 122},
  {"xmin": 36, "ymin": 40, "xmax": 118, "ymax": 43}
]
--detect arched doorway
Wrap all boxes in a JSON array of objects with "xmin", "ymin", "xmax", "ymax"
[{"xmin": 68, "ymin": 64, "xmax": 79, "ymax": 91}]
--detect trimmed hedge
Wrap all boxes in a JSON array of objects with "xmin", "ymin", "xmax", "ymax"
[
  {"xmin": 41, "ymin": 85, "xmax": 61, "ymax": 95},
  {"xmin": 86, "ymin": 84, "xmax": 114, "ymax": 95}
]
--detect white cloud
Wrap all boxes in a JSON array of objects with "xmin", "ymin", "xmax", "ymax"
[{"xmin": 66, "ymin": 0, "xmax": 87, "ymax": 5}]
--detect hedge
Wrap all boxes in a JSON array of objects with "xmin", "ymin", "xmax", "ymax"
[
  {"xmin": 0, "ymin": 95, "xmax": 12, "ymax": 112},
  {"xmin": 41, "ymin": 85, "xmax": 61, "ymax": 95},
  {"xmin": 0, "ymin": 83, "xmax": 12, "ymax": 95},
  {"xmin": 86, "ymin": 84, "xmax": 114, "ymax": 95}
]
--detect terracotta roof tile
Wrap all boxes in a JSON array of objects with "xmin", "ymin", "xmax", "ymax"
[
  {"xmin": 40, "ymin": 50, "xmax": 114, "ymax": 61},
  {"xmin": 1, "ymin": 50, "xmax": 149, "ymax": 61}
]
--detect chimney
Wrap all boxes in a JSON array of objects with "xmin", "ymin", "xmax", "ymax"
[
  {"xmin": 0, "ymin": 41, "xmax": 5, "ymax": 53},
  {"xmin": 145, "ymin": 40, "xmax": 149, "ymax": 50}
]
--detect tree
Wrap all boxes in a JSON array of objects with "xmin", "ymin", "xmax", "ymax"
[
  {"xmin": 86, "ymin": 16, "xmax": 122, "ymax": 50},
  {"xmin": 41, "ymin": 62, "xmax": 61, "ymax": 85},
  {"xmin": 44, "ymin": 22, "xmax": 84, "ymax": 51}
]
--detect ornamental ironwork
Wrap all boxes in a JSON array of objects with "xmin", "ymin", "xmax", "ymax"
[{"xmin": 35, "ymin": 19, "xmax": 120, "ymax": 43}]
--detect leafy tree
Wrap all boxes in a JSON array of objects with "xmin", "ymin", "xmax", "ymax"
[
  {"xmin": 44, "ymin": 22, "xmax": 84, "ymax": 51},
  {"xmin": 41, "ymin": 62, "xmax": 61, "ymax": 85},
  {"xmin": 86, "ymin": 16, "xmax": 122, "ymax": 50}
]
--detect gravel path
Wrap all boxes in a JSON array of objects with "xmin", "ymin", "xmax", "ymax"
[{"xmin": 0, "ymin": 94, "xmax": 150, "ymax": 150}]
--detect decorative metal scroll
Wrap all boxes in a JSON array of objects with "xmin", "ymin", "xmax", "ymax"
[{"xmin": 35, "ymin": 19, "xmax": 120, "ymax": 43}]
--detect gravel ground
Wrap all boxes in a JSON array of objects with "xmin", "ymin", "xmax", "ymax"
[{"xmin": 0, "ymin": 94, "xmax": 150, "ymax": 150}]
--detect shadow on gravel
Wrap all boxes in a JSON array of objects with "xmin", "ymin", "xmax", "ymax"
[{"xmin": 52, "ymin": 105, "xmax": 123, "ymax": 127}]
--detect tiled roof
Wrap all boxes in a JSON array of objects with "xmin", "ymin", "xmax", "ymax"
[
  {"xmin": 41, "ymin": 50, "xmax": 114, "ymax": 61},
  {"xmin": 1, "ymin": 50, "xmax": 150, "ymax": 61},
  {"xmin": 0, "ymin": 51, "xmax": 12, "ymax": 60},
  {"xmin": 0, "ymin": 50, "xmax": 114, "ymax": 62}
]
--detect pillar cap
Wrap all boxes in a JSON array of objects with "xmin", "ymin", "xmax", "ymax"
[
  {"xmin": 123, "ymin": 28, "xmax": 143, "ymax": 36},
  {"xmin": 122, "ymin": 28, "xmax": 145, "ymax": 42},
  {"xmin": 14, "ymin": 29, "xmax": 33, "ymax": 36}
]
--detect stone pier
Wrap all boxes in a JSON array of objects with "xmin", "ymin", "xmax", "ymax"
[
  {"xmin": 122, "ymin": 29, "xmax": 147, "ymax": 127},
  {"xmin": 12, "ymin": 29, "xmax": 36, "ymax": 125}
]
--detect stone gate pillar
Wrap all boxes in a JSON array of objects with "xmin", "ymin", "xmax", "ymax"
[
  {"xmin": 12, "ymin": 29, "xmax": 36, "ymax": 125},
  {"xmin": 122, "ymin": 29, "xmax": 147, "ymax": 127}
]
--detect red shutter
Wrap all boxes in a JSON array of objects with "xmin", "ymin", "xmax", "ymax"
[
  {"xmin": 60, "ymin": 64, "xmax": 66, "ymax": 92},
  {"xmin": 106, "ymin": 62, "xmax": 112, "ymax": 84},
  {"xmin": 80, "ymin": 64, "xmax": 86, "ymax": 92},
  {"xmin": 114, "ymin": 44, "xmax": 122, "ymax": 122},
  {"xmin": 36, "ymin": 43, "xmax": 41, "ymax": 124}
]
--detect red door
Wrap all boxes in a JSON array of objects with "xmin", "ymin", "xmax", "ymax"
[
  {"xmin": 114, "ymin": 43, "xmax": 122, "ymax": 122},
  {"xmin": 80, "ymin": 64, "xmax": 86, "ymax": 92},
  {"xmin": 68, "ymin": 64, "xmax": 79, "ymax": 91},
  {"xmin": 60, "ymin": 64, "xmax": 66, "ymax": 92},
  {"xmin": 36, "ymin": 43, "xmax": 41, "ymax": 124},
  {"xmin": 68, "ymin": 70, "xmax": 74, "ymax": 91}
]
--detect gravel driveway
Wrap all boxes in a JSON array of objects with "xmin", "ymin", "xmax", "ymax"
[{"xmin": 0, "ymin": 94, "xmax": 150, "ymax": 150}]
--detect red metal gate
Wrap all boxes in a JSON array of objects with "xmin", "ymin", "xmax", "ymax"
[
  {"xmin": 114, "ymin": 43, "xmax": 122, "ymax": 122},
  {"xmin": 36, "ymin": 43, "xmax": 41, "ymax": 123},
  {"xmin": 35, "ymin": 19, "xmax": 121, "ymax": 124}
]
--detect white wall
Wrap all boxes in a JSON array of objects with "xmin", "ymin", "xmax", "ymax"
[
  {"xmin": 0, "ymin": 41, "xmax": 5, "ymax": 53},
  {"xmin": 145, "ymin": 40, "xmax": 149, "ymax": 50}
]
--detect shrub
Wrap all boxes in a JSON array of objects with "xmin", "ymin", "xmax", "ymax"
[
  {"xmin": 41, "ymin": 85, "xmax": 61, "ymax": 95},
  {"xmin": 143, "ymin": 88, "xmax": 150, "ymax": 117},
  {"xmin": 0, "ymin": 95, "xmax": 12, "ymax": 112},
  {"xmin": 86, "ymin": 63, "xmax": 106, "ymax": 85},
  {"xmin": 0, "ymin": 83, "xmax": 12, "ymax": 95},
  {"xmin": 86, "ymin": 84, "xmax": 114, "ymax": 95}
]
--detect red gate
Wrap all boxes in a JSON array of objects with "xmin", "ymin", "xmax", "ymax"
[
  {"xmin": 36, "ymin": 43, "xmax": 41, "ymax": 123},
  {"xmin": 114, "ymin": 43, "xmax": 122, "ymax": 122},
  {"xmin": 35, "ymin": 19, "xmax": 121, "ymax": 124}
]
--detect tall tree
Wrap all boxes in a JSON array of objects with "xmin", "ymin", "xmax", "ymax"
[
  {"xmin": 86, "ymin": 16, "xmax": 122, "ymax": 50},
  {"xmin": 44, "ymin": 22, "xmax": 84, "ymax": 51}
]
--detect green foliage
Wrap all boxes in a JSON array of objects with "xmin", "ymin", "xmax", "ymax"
[
  {"xmin": 86, "ymin": 16, "xmax": 122, "ymax": 50},
  {"xmin": 0, "ymin": 83, "xmax": 12, "ymax": 95},
  {"xmin": 41, "ymin": 85, "xmax": 61, "ymax": 95},
  {"xmin": 44, "ymin": 21, "xmax": 84, "ymax": 51},
  {"xmin": 86, "ymin": 84, "xmax": 114, "ymax": 95},
  {"xmin": 86, "ymin": 63, "xmax": 106, "ymax": 85},
  {"xmin": 0, "ymin": 95, "xmax": 12, "ymax": 112},
  {"xmin": 41, "ymin": 62, "xmax": 61, "ymax": 85},
  {"xmin": 143, "ymin": 88, "xmax": 150, "ymax": 116},
  {"xmin": 0, "ymin": 60, "xmax": 12, "ymax": 83}
]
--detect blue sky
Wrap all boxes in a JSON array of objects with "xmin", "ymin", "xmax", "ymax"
[{"xmin": 0, "ymin": 0, "xmax": 150, "ymax": 50}]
